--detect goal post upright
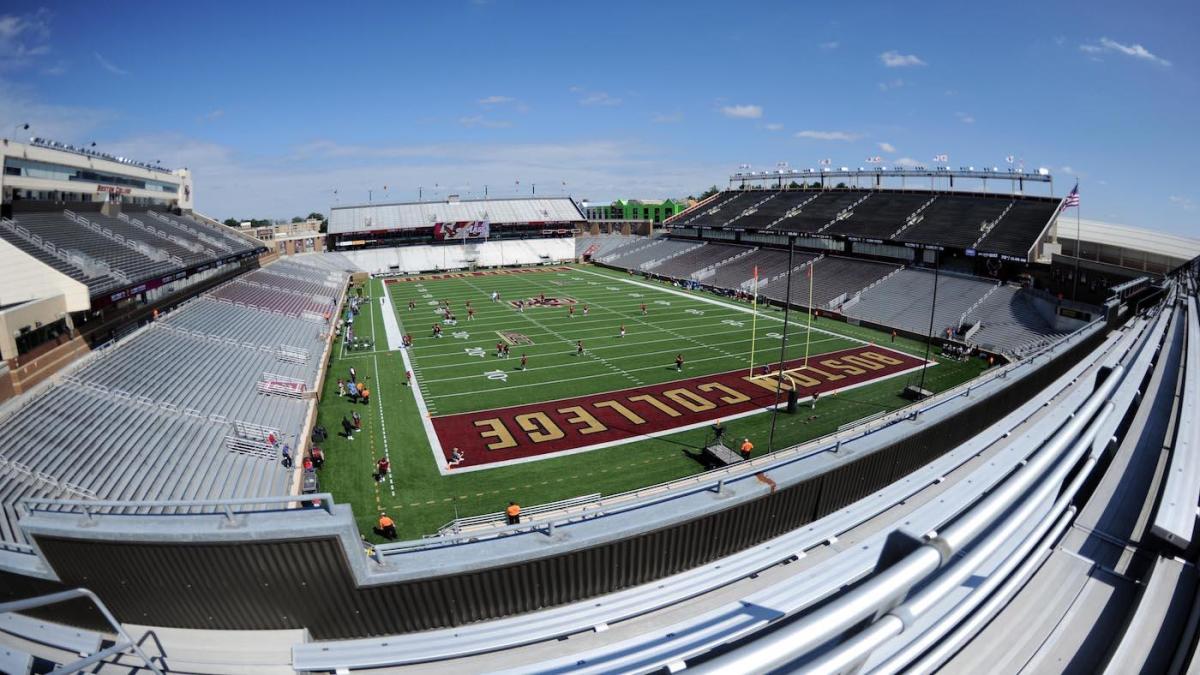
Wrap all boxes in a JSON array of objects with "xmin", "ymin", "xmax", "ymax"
[{"xmin": 749, "ymin": 265, "xmax": 759, "ymax": 377}]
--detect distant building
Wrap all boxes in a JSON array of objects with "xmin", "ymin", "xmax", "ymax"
[
  {"xmin": 243, "ymin": 218, "xmax": 325, "ymax": 256},
  {"xmin": 583, "ymin": 198, "xmax": 689, "ymax": 224}
]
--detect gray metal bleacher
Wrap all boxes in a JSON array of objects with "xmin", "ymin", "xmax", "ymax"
[
  {"xmin": 898, "ymin": 194, "xmax": 1012, "ymax": 249},
  {"xmin": 0, "ymin": 256, "xmax": 343, "ymax": 548},
  {"xmin": 760, "ymin": 255, "xmax": 898, "ymax": 308},
  {"xmin": 632, "ymin": 239, "xmax": 705, "ymax": 271},
  {"xmin": 674, "ymin": 192, "xmax": 748, "ymax": 228},
  {"xmin": 652, "ymin": 243, "xmax": 751, "ymax": 280},
  {"xmin": 1150, "ymin": 291, "xmax": 1199, "ymax": 549},
  {"xmin": 767, "ymin": 191, "xmax": 864, "ymax": 233},
  {"xmin": 0, "ymin": 219, "xmax": 120, "ymax": 294},
  {"xmin": 963, "ymin": 285, "xmax": 1070, "ymax": 355},
  {"xmin": 824, "ymin": 192, "xmax": 931, "ymax": 239},
  {"xmin": 599, "ymin": 238, "xmax": 679, "ymax": 269},
  {"xmin": 10, "ymin": 211, "xmax": 173, "ymax": 281},
  {"xmin": 87, "ymin": 211, "xmax": 210, "ymax": 267},
  {"xmin": 843, "ymin": 268, "xmax": 997, "ymax": 336}
]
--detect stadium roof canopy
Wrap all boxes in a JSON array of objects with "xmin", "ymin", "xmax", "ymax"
[
  {"xmin": 1064, "ymin": 217, "xmax": 1200, "ymax": 262},
  {"xmin": 329, "ymin": 196, "xmax": 585, "ymax": 234}
]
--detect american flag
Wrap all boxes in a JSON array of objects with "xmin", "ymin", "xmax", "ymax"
[{"xmin": 1064, "ymin": 183, "xmax": 1080, "ymax": 208}]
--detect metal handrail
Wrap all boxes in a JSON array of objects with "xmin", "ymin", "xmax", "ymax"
[
  {"xmin": 692, "ymin": 330, "xmax": 1133, "ymax": 673},
  {"xmin": 0, "ymin": 588, "xmax": 164, "ymax": 675},
  {"xmin": 19, "ymin": 493, "xmax": 336, "ymax": 519}
]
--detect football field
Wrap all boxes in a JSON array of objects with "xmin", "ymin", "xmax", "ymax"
[{"xmin": 317, "ymin": 264, "xmax": 988, "ymax": 540}]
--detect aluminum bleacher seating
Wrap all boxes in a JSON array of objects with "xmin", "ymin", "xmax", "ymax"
[
  {"xmin": 898, "ymin": 194, "xmax": 1011, "ymax": 249},
  {"xmin": 0, "ymin": 219, "xmax": 120, "ymax": 294},
  {"xmin": 963, "ymin": 285, "xmax": 1070, "ymax": 355},
  {"xmin": 842, "ymin": 269, "xmax": 997, "ymax": 336},
  {"xmin": 768, "ymin": 191, "xmax": 864, "ymax": 233},
  {"xmin": 675, "ymin": 192, "xmax": 749, "ymax": 228},
  {"xmin": 825, "ymin": 192, "xmax": 931, "ymax": 240},
  {"xmin": 653, "ymin": 243, "xmax": 752, "ymax": 280},
  {"xmin": 599, "ymin": 238, "xmax": 679, "ymax": 269},
  {"xmin": 10, "ymin": 210, "xmax": 174, "ymax": 281},
  {"xmin": 973, "ymin": 199, "xmax": 1057, "ymax": 258},
  {"xmin": 208, "ymin": 279, "xmax": 335, "ymax": 318},
  {"xmin": 0, "ymin": 256, "xmax": 342, "ymax": 548},
  {"xmin": 761, "ymin": 255, "xmax": 899, "ymax": 308}
]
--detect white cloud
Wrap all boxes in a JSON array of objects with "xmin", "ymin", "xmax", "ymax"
[
  {"xmin": 794, "ymin": 130, "xmax": 861, "ymax": 141},
  {"xmin": 1080, "ymin": 37, "xmax": 1171, "ymax": 66},
  {"xmin": 880, "ymin": 50, "xmax": 926, "ymax": 67},
  {"xmin": 894, "ymin": 157, "xmax": 921, "ymax": 168},
  {"xmin": 573, "ymin": 87, "xmax": 621, "ymax": 106},
  {"xmin": 478, "ymin": 95, "xmax": 514, "ymax": 105},
  {"xmin": 0, "ymin": 9, "xmax": 51, "ymax": 69},
  {"xmin": 877, "ymin": 78, "xmax": 905, "ymax": 91},
  {"xmin": 652, "ymin": 111, "xmax": 682, "ymax": 124},
  {"xmin": 1060, "ymin": 165, "xmax": 1075, "ymax": 175},
  {"xmin": 956, "ymin": 112, "xmax": 975, "ymax": 124},
  {"xmin": 720, "ymin": 104, "xmax": 763, "ymax": 119},
  {"xmin": 878, "ymin": 142, "xmax": 896, "ymax": 153},
  {"xmin": 764, "ymin": 123, "xmax": 784, "ymax": 132},
  {"xmin": 819, "ymin": 41, "xmax": 839, "ymax": 50},
  {"xmin": 203, "ymin": 109, "xmax": 224, "ymax": 121},
  {"xmin": 1169, "ymin": 195, "xmax": 1196, "ymax": 211},
  {"xmin": 0, "ymin": 78, "xmax": 113, "ymax": 140},
  {"xmin": 94, "ymin": 51, "xmax": 128, "ymax": 76},
  {"xmin": 458, "ymin": 115, "xmax": 512, "ymax": 129}
]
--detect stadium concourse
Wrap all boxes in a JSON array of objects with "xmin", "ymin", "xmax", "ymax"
[{"xmin": 2, "ymin": 177, "xmax": 1200, "ymax": 674}]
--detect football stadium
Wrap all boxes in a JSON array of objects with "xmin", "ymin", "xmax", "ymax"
[{"xmin": 1, "ymin": 4, "xmax": 1199, "ymax": 674}]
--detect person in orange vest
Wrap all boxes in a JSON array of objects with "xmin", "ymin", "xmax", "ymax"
[
  {"xmin": 506, "ymin": 501, "xmax": 521, "ymax": 525},
  {"xmin": 740, "ymin": 438, "xmax": 754, "ymax": 460},
  {"xmin": 374, "ymin": 513, "xmax": 397, "ymax": 540}
]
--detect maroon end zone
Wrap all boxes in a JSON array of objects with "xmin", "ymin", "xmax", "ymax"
[
  {"xmin": 384, "ymin": 267, "xmax": 572, "ymax": 284},
  {"xmin": 432, "ymin": 345, "xmax": 931, "ymax": 469}
]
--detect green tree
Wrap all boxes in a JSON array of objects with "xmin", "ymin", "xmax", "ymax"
[
  {"xmin": 292, "ymin": 216, "xmax": 304, "ymax": 223},
  {"xmin": 306, "ymin": 212, "xmax": 325, "ymax": 221},
  {"xmin": 787, "ymin": 181, "xmax": 802, "ymax": 189},
  {"xmin": 222, "ymin": 218, "xmax": 239, "ymax": 228},
  {"xmin": 698, "ymin": 185, "xmax": 720, "ymax": 200}
]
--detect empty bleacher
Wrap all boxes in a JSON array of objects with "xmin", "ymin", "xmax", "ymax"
[
  {"xmin": 825, "ymin": 192, "xmax": 931, "ymax": 240},
  {"xmin": 672, "ymin": 190, "xmax": 1059, "ymax": 260},
  {"xmin": 208, "ymin": 279, "xmax": 335, "ymax": 318},
  {"xmin": 843, "ymin": 268, "xmax": 998, "ymax": 336},
  {"xmin": 963, "ymin": 285, "xmax": 1070, "ymax": 355},
  {"xmin": 0, "ymin": 218, "xmax": 121, "ymax": 294},
  {"xmin": 0, "ymin": 255, "xmax": 342, "ymax": 547},
  {"xmin": 760, "ymin": 255, "xmax": 900, "ymax": 308},
  {"xmin": 897, "ymin": 194, "xmax": 1011, "ymax": 249},
  {"xmin": 674, "ymin": 192, "xmax": 749, "ymax": 228},
  {"xmin": 653, "ymin": 243, "xmax": 752, "ymax": 280},
  {"xmin": 973, "ymin": 199, "xmax": 1057, "ymax": 257},
  {"xmin": 600, "ymin": 238, "xmax": 691, "ymax": 270},
  {"xmin": 9, "ymin": 210, "xmax": 175, "ymax": 281}
]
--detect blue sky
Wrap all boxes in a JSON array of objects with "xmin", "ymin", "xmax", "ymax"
[{"xmin": 0, "ymin": 1, "xmax": 1196, "ymax": 235}]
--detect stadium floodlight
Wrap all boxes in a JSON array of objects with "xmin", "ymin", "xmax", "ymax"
[
  {"xmin": 840, "ymin": 167, "xmax": 849, "ymax": 172},
  {"xmin": 1037, "ymin": 167, "xmax": 1050, "ymax": 175}
]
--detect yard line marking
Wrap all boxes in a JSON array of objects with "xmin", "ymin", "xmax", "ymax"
[
  {"xmin": 423, "ymin": 338, "xmax": 843, "ymax": 398},
  {"xmin": 457, "ymin": 275, "xmax": 646, "ymax": 386},
  {"xmin": 576, "ymin": 267, "xmax": 871, "ymax": 346},
  {"xmin": 417, "ymin": 335, "xmax": 841, "ymax": 385}
]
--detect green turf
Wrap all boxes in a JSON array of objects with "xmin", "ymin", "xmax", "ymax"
[{"xmin": 314, "ymin": 264, "xmax": 989, "ymax": 541}]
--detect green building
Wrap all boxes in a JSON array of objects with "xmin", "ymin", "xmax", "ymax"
[{"xmin": 583, "ymin": 198, "xmax": 689, "ymax": 224}]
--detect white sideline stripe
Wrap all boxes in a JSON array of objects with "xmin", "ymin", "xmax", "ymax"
[
  {"xmin": 576, "ymin": 267, "xmax": 871, "ymax": 347},
  {"xmin": 441, "ymin": 360, "xmax": 936, "ymax": 474},
  {"xmin": 381, "ymin": 287, "xmax": 448, "ymax": 473},
  {"xmin": 370, "ymin": 299, "xmax": 395, "ymax": 497}
]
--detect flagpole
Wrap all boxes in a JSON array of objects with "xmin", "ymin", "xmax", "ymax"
[
  {"xmin": 749, "ymin": 266, "xmax": 759, "ymax": 377},
  {"xmin": 1071, "ymin": 181, "xmax": 1080, "ymax": 302}
]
